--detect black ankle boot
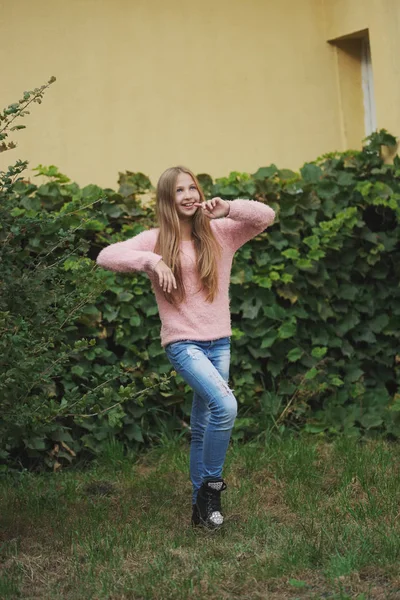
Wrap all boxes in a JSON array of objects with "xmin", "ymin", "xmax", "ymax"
[{"xmin": 194, "ymin": 478, "xmax": 227, "ymax": 529}]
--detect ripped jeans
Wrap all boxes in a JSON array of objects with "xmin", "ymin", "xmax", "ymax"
[{"xmin": 165, "ymin": 337, "xmax": 237, "ymax": 504}]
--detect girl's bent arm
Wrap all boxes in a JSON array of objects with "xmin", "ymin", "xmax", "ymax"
[
  {"xmin": 96, "ymin": 230, "xmax": 162, "ymax": 274},
  {"xmin": 215, "ymin": 199, "xmax": 275, "ymax": 251}
]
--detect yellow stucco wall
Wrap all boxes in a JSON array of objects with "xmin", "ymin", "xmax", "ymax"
[
  {"xmin": 323, "ymin": 0, "xmax": 400, "ymax": 149},
  {"xmin": 0, "ymin": 0, "xmax": 398, "ymax": 188}
]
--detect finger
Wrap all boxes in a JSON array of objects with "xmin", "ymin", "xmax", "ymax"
[{"xmin": 172, "ymin": 274, "xmax": 177, "ymax": 289}]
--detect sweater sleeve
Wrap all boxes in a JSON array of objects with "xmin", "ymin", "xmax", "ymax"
[
  {"xmin": 96, "ymin": 229, "xmax": 163, "ymax": 274},
  {"xmin": 214, "ymin": 199, "xmax": 275, "ymax": 252}
]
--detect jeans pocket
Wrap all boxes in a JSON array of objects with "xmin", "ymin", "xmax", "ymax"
[{"xmin": 165, "ymin": 341, "xmax": 187, "ymax": 360}]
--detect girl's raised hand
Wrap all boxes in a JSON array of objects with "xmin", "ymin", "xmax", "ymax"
[{"xmin": 194, "ymin": 197, "xmax": 230, "ymax": 219}]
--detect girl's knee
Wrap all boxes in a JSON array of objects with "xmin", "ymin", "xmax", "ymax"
[{"xmin": 219, "ymin": 398, "xmax": 237, "ymax": 428}]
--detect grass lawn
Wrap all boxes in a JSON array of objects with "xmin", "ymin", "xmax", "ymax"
[{"xmin": 1, "ymin": 435, "xmax": 399, "ymax": 599}]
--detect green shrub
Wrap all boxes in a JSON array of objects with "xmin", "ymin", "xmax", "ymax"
[
  {"xmin": 0, "ymin": 83, "xmax": 175, "ymax": 470},
  {"xmin": 1, "ymin": 81, "xmax": 400, "ymax": 470},
  {"xmin": 221, "ymin": 131, "xmax": 400, "ymax": 439}
]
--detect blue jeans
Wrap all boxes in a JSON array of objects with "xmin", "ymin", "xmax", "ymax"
[{"xmin": 165, "ymin": 337, "xmax": 237, "ymax": 504}]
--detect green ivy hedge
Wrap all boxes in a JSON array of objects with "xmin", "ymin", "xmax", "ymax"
[
  {"xmin": 0, "ymin": 161, "xmax": 176, "ymax": 469},
  {"xmin": 1, "ymin": 126, "xmax": 400, "ymax": 470},
  {"xmin": 215, "ymin": 132, "xmax": 400, "ymax": 439}
]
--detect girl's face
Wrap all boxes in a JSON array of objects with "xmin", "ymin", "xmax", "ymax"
[{"xmin": 174, "ymin": 172, "xmax": 200, "ymax": 220}]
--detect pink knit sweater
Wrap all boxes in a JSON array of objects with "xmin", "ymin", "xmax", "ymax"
[{"xmin": 96, "ymin": 199, "xmax": 275, "ymax": 347}]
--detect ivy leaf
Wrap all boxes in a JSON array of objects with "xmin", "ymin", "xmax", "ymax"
[
  {"xmin": 301, "ymin": 164, "xmax": 322, "ymax": 183},
  {"xmin": 329, "ymin": 375, "xmax": 344, "ymax": 387},
  {"xmin": 311, "ymin": 346, "xmax": 327, "ymax": 359},
  {"xmin": 336, "ymin": 312, "xmax": 360, "ymax": 336},
  {"xmin": 316, "ymin": 180, "xmax": 340, "ymax": 200},
  {"xmin": 118, "ymin": 291, "xmax": 134, "ymax": 302},
  {"xmin": 107, "ymin": 406, "xmax": 125, "ymax": 428},
  {"xmin": 278, "ymin": 318, "xmax": 297, "ymax": 339},
  {"xmin": 280, "ymin": 218, "xmax": 303, "ymax": 234},
  {"xmin": 282, "ymin": 248, "xmax": 299, "ymax": 260},
  {"xmin": 345, "ymin": 366, "xmax": 364, "ymax": 383},
  {"xmin": 267, "ymin": 361, "xmax": 283, "ymax": 377},
  {"xmin": 24, "ymin": 437, "xmax": 47, "ymax": 450},
  {"xmin": 253, "ymin": 276, "xmax": 272, "ymax": 289},
  {"xmin": 267, "ymin": 231, "xmax": 288, "ymax": 250},
  {"xmin": 337, "ymin": 285, "xmax": 358, "ymax": 301},
  {"xmin": 263, "ymin": 305, "xmax": 287, "ymax": 320},
  {"xmin": 278, "ymin": 169, "xmax": 297, "ymax": 180},
  {"xmin": 287, "ymin": 347, "xmax": 304, "ymax": 362},
  {"xmin": 308, "ymin": 248, "xmax": 326, "ymax": 260},
  {"xmin": 336, "ymin": 171, "xmax": 356, "ymax": 186},
  {"xmin": 305, "ymin": 367, "xmax": 318, "ymax": 380},
  {"xmin": 103, "ymin": 203, "xmax": 123, "ymax": 218},
  {"xmin": 241, "ymin": 297, "xmax": 263, "ymax": 319},
  {"xmin": 277, "ymin": 285, "xmax": 298, "ymax": 304},
  {"xmin": 352, "ymin": 329, "xmax": 377, "ymax": 344},
  {"xmin": 296, "ymin": 258, "xmax": 313, "ymax": 270},
  {"xmin": 71, "ymin": 365, "xmax": 85, "ymax": 377},
  {"xmin": 253, "ymin": 165, "xmax": 278, "ymax": 179},
  {"xmin": 261, "ymin": 331, "xmax": 278, "ymax": 348},
  {"xmin": 231, "ymin": 270, "xmax": 245, "ymax": 284},
  {"xmin": 359, "ymin": 413, "xmax": 383, "ymax": 429},
  {"xmin": 369, "ymin": 314, "xmax": 390, "ymax": 333},
  {"xmin": 232, "ymin": 327, "xmax": 245, "ymax": 340},
  {"xmin": 303, "ymin": 235, "xmax": 320, "ymax": 249}
]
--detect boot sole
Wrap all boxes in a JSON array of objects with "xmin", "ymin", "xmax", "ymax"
[{"xmin": 191, "ymin": 517, "xmax": 224, "ymax": 530}]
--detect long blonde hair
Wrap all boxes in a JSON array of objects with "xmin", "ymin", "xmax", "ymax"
[{"xmin": 154, "ymin": 166, "xmax": 222, "ymax": 305}]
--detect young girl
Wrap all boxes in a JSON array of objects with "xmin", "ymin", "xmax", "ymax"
[{"xmin": 96, "ymin": 166, "xmax": 275, "ymax": 529}]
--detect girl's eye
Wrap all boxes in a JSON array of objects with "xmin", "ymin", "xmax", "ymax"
[{"xmin": 176, "ymin": 186, "xmax": 196, "ymax": 193}]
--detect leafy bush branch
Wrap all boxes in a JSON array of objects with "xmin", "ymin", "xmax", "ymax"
[{"xmin": 0, "ymin": 76, "xmax": 56, "ymax": 153}]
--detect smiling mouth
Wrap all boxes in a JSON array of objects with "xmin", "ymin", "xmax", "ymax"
[{"xmin": 182, "ymin": 203, "xmax": 195, "ymax": 208}]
